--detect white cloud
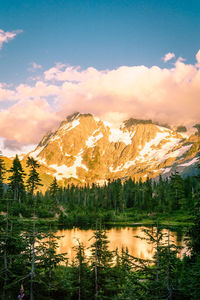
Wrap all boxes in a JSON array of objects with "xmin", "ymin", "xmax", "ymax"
[
  {"xmin": 0, "ymin": 50, "xmax": 200, "ymax": 152},
  {"xmin": 28, "ymin": 62, "xmax": 42, "ymax": 72},
  {"xmin": 195, "ymin": 50, "xmax": 200, "ymax": 68},
  {"xmin": 44, "ymin": 64, "xmax": 101, "ymax": 82},
  {"xmin": 0, "ymin": 84, "xmax": 16, "ymax": 102},
  {"xmin": 0, "ymin": 29, "xmax": 22, "ymax": 49},
  {"xmin": 163, "ymin": 52, "xmax": 175, "ymax": 62},
  {"xmin": 0, "ymin": 136, "xmax": 36, "ymax": 157}
]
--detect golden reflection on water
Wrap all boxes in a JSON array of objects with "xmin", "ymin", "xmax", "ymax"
[{"xmin": 55, "ymin": 227, "xmax": 186, "ymax": 262}]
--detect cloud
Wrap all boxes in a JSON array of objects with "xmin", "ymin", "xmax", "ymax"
[
  {"xmin": 28, "ymin": 62, "xmax": 43, "ymax": 72},
  {"xmin": 163, "ymin": 52, "xmax": 175, "ymax": 62},
  {"xmin": 196, "ymin": 50, "xmax": 200, "ymax": 68},
  {"xmin": 44, "ymin": 64, "xmax": 101, "ymax": 82},
  {"xmin": 0, "ymin": 50, "xmax": 200, "ymax": 153},
  {"xmin": 16, "ymin": 81, "xmax": 60, "ymax": 100},
  {"xmin": 0, "ymin": 29, "xmax": 22, "ymax": 49},
  {"xmin": 0, "ymin": 84, "xmax": 16, "ymax": 101},
  {"xmin": 0, "ymin": 99, "xmax": 60, "ymax": 144},
  {"xmin": 54, "ymin": 58, "xmax": 200, "ymax": 128},
  {"xmin": 4, "ymin": 139, "xmax": 25, "ymax": 151},
  {"xmin": 0, "ymin": 137, "xmax": 36, "ymax": 157}
]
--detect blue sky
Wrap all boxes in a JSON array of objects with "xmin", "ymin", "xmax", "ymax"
[
  {"xmin": 1, "ymin": 0, "xmax": 200, "ymax": 84},
  {"xmin": 0, "ymin": 0, "xmax": 200, "ymax": 155}
]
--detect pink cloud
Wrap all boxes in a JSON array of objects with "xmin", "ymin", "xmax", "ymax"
[
  {"xmin": 0, "ymin": 84, "xmax": 16, "ymax": 101},
  {"xmin": 163, "ymin": 52, "xmax": 175, "ymax": 62},
  {"xmin": 195, "ymin": 50, "xmax": 200, "ymax": 68},
  {"xmin": 0, "ymin": 99, "xmax": 60, "ymax": 144},
  {"xmin": 44, "ymin": 64, "xmax": 103, "ymax": 82},
  {"xmin": 55, "ymin": 55, "xmax": 200, "ymax": 128},
  {"xmin": 0, "ymin": 29, "xmax": 22, "ymax": 49},
  {"xmin": 28, "ymin": 62, "xmax": 42, "ymax": 72},
  {"xmin": 0, "ymin": 50, "xmax": 200, "ymax": 150},
  {"xmin": 16, "ymin": 81, "xmax": 60, "ymax": 100}
]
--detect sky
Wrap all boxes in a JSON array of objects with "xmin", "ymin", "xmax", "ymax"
[{"xmin": 0, "ymin": 0, "xmax": 200, "ymax": 156}]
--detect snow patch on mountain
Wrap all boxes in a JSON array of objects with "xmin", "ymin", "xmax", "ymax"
[
  {"xmin": 139, "ymin": 131, "xmax": 170, "ymax": 158},
  {"xmin": 156, "ymin": 126, "xmax": 171, "ymax": 133},
  {"xmin": 65, "ymin": 152, "xmax": 71, "ymax": 157},
  {"xmin": 50, "ymin": 135, "xmax": 60, "ymax": 142},
  {"xmin": 179, "ymin": 156, "xmax": 199, "ymax": 167},
  {"xmin": 109, "ymin": 128, "xmax": 132, "ymax": 145},
  {"xmin": 94, "ymin": 117, "xmax": 100, "ymax": 122},
  {"xmin": 109, "ymin": 133, "xmax": 188, "ymax": 173},
  {"xmin": 86, "ymin": 131, "xmax": 103, "ymax": 148},
  {"xmin": 38, "ymin": 158, "xmax": 46, "ymax": 165},
  {"xmin": 30, "ymin": 146, "xmax": 45, "ymax": 159},
  {"xmin": 162, "ymin": 167, "xmax": 172, "ymax": 174},
  {"xmin": 49, "ymin": 149, "xmax": 88, "ymax": 180},
  {"xmin": 166, "ymin": 144, "xmax": 192, "ymax": 159},
  {"xmin": 60, "ymin": 119, "xmax": 80, "ymax": 132},
  {"xmin": 103, "ymin": 121, "xmax": 112, "ymax": 128}
]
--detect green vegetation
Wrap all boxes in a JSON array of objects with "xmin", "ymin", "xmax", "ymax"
[
  {"xmin": 0, "ymin": 156, "xmax": 199, "ymax": 226},
  {"xmin": 0, "ymin": 214, "xmax": 200, "ymax": 299},
  {"xmin": 0, "ymin": 155, "xmax": 200, "ymax": 298}
]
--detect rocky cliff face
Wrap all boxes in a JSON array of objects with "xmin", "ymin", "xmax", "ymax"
[{"xmin": 29, "ymin": 113, "xmax": 200, "ymax": 185}]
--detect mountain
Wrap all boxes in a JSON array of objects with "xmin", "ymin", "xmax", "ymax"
[{"xmin": 27, "ymin": 112, "xmax": 200, "ymax": 186}]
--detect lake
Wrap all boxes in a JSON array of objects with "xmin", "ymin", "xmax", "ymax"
[{"xmin": 55, "ymin": 226, "xmax": 187, "ymax": 262}]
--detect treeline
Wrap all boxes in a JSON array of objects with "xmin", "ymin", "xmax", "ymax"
[{"xmin": 0, "ymin": 154, "xmax": 199, "ymax": 226}]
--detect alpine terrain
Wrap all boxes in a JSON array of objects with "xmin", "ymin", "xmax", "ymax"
[{"xmin": 26, "ymin": 112, "xmax": 200, "ymax": 186}]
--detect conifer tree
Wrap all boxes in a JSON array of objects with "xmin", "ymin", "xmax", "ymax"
[
  {"xmin": 0, "ymin": 152, "xmax": 6, "ymax": 200},
  {"xmin": 90, "ymin": 225, "xmax": 113, "ymax": 299},
  {"xmin": 26, "ymin": 157, "xmax": 42, "ymax": 199},
  {"xmin": 188, "ymin": 156, "xmax": 200, "ymax": 257},
  {"xmin": 8, "ymin": 155, "xmax": 25, "ymax": 203},
  {"xmin": 73, "ymin": 241, "xmax": 92, "ymax": 300},
  {"xmin": 49, "ymin": 177, "xmax": 59, "ymax": 205},
  {"xmin": 168, "ymin": 171, "xmax": 185, "ymax": 211}
]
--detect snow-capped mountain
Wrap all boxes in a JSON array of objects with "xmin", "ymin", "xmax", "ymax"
[{"xmin": 27, "ymin": 112, "xmax": 200, "ymax": 185}]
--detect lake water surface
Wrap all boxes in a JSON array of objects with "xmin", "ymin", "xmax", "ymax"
[{"xmin": 55, "ymin": 227, "xmax": 186, "ymax": 261}]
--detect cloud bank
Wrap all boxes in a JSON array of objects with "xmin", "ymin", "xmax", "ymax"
[{"xmin": 0, "ymin": 51, "xmax": 200, "ymax": 153}]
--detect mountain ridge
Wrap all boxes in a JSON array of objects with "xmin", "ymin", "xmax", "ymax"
[{"xmin": 26, "ymin": 113, "xmax": 199, "ymax": 186}]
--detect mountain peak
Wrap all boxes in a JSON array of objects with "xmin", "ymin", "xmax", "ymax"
[
  {"xmin": 66, "ymin": 112, "xmax": 93, "ymax": 123},
  {"xmin": 123, "ymin": 118, "xmax": 153, "ymax": 128},
  {"xmin": 123, "ymin": 117, "xmax": 171, "ymax": 130},
  {"xmin": 28, "ymin": 114, "xmax": 199, "ymax": 186}
]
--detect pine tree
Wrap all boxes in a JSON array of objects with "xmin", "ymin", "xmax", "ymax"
[
  {"xmin": 188, "ymin": 156, "xmax": 200, "ymax": 257},
  {"xmin": 8, "ymin": 155, "xmax": 25, "ymax": 203},
  {"xmin": 90, "ymin": 225, "xmax": 114, "ymax": 299},
  {"xmin": 49, "ymin": 177, "xmax": 59, "ymax": 205},
  {"xmin": 180, "ymin": 159, "xmax": 200, "ymax": 299},
  {"xmin": 156, "ymin": 175, "xmax": 166, "ymax": 212},
  {"xmin": 168, "ymin": 171, "xmax": 186, "ymax": 211},
  {"xmin": 26, "ymin": 157, "xmax": 43, "ymax": 199},
  {"xmin": 0, "ymin": 152, "xmax": 6, "ymax": 200},
  {"xmin": 135, "ymin": 224, "xmax": 182, "ymax": 299},
  {"xmin": 72, "ymin": 241, "xmax": 92, "ymax": 300}
]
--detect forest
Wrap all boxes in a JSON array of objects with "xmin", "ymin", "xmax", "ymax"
[{"xmin": 0, "ymin": 154, "xmax": 200, "ymax": 299}]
